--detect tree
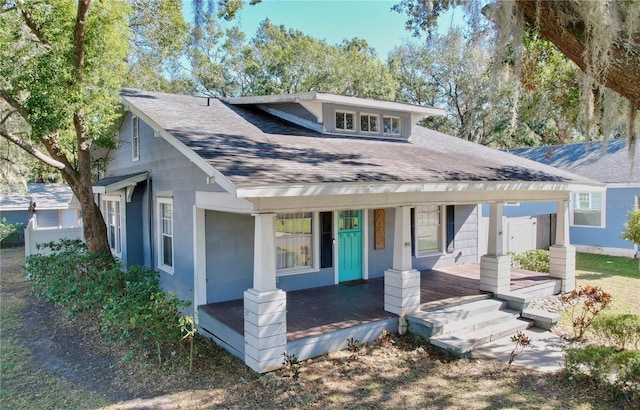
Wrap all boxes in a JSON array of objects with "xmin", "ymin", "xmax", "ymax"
[
  {"xmin": 0, "ymin": 0, "xmax": 129, "ymax": 254},
  {"xmin": 190, "ymin": 19, "xmax": 397, "ymax": 99},
  {"xmin": 392, "ymin": 0, "xmax": 639, "ymax": 148},
  {"xmin": 621, "ymin": 208, "xmax": 640, "ymax": 269}
]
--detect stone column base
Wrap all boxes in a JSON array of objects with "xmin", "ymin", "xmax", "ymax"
[
  {"xmin": 384, "ymin": 268, "xmax": 421, "ymax": 333},
  {"xmin": 244, "ymin": 288, "xmax": 287, "ymax": 373},
  {"xmin": 549, "ymin": 245, "xmax": 576, "ymax": 293},
  {"xmin": 479, "ymin": 254, "xmax": 511, "ymax": 294}
]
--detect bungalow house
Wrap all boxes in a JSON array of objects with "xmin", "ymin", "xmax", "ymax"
[
  {"xmin": 499, "ymin": 140, "xmax": 640, "ymax": 258},
  {"xmin": 0, "ymin": 183, "xmax": 83, "ymax": 249},
  {"xmin": 94, "ymin": 89, "xmax": 600, "ymax": 372}
]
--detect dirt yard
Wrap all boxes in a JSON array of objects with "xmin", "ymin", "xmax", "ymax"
[{"xmin": 0, "ymin": 246, "xmax": 634, "ymax": 409}]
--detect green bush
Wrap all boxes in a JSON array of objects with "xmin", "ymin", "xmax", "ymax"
[
  {"xmin": 510, "ymin": 249, "xmax": 550, "ymax": 273},
  {"xmin": 26, "ymin": 239, "xmax": 191, "ymax": 361},
  {"xmin": 565, "ymin": 346, "xmax": 640, "ymax": 400},
  {"xmin": 0, "ymin": 217, "xmax": 25, "ymax": 246},
  {"xmin": 592, "ymin": 314, "xmax": 640, "ymax": 350}
]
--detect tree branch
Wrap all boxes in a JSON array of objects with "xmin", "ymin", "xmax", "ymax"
[
  {"xmin": 15, "ymin": 0, "xmax": 48, "ymax": 46},
  {"xmin": 0, "ymin": 90, "xmax": 30, "ymax": 118},
  {"xmin": 74, "ymin": 0, "xmax": 92, "ymax": 78},
  {"xmin": 0, "ymin": 128, "xmax": 67, "ymax": 170},
  {"xmin": 516, "ymin": 0, "xmax": 640, "ymax": 107}
]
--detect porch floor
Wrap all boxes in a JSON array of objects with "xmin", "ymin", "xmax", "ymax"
[{"xmin": 199, "ymin": 264, "xmax": 556, "ymax": 342}]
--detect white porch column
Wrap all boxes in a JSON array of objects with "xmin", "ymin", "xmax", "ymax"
[
  {"xmin": 193, "ymin": 206, "xmax": 207, "ymax": 322},
  {"xmin": 549, "ymin": 199, "xmax": 576, "ymax": 293},
  {"xmin": 480, "ymin": 203, "xmax": 511, "ymax": 294},
  {"xmin": 244, "ymin": 213, "xmax": 287, "ymax": 373},
  {"xmin": 385, "ymin": 206, "xmax": 420, "ymax": 332}
]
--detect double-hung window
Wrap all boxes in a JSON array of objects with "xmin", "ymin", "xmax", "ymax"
[
  {"xmin": 132, "ymin": 116, "xmax": 139, "ymax": 161},
  {"xmin": 572, "ymin": 192, "xmax": 604, "ymax": 227},
  {"xmin": 335, "ymin": 111, "xmax": 355, "ymax": 131},
  {"xmin": 158, "ymin": 198, "xmax": 174, "ymax": 273},
  {"xmin": 414, "ymin": 205, "xmax": 443, "ymax": 255},
  {"xmin": 102, "ymin": 197, "xmax": 122, "ymax": 256},
  {"xmin": 275, "ymin": 212, "xmax": 313, "ymax": 272},
  {"xmin": 360, "ymin": 113, "xmax": 379, "ymax": 133}
]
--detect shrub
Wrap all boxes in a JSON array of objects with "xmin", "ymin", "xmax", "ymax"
[
  {"xmin": 0, "ymin": 217, "xmax": 25, "ymax": 246},
  {"xmin": 25, "ymin": 239, "xmax": 192, "ymax": 364},
  {"xmin": 592, "ymin": 314, "xmax": 640, "ymax": 350},
  {"xmin": 509, "ymin": 249, "xmax": 550, "ymax": 273},
  {"xmin": 565, "ymin": 346, "xmax": 640, "ymax": 400},
  {"xmin": 561, "ymin": 284, "xmax": 612, "ymax": 340}
]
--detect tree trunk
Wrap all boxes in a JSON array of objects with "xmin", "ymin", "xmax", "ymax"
[{"xmin": 516, "ymin": 0, "xmax": 640, "ymax": 107}]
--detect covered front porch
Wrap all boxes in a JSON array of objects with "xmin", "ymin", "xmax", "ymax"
[{"xmin": 197, "ymin": 263, "xmax": 560, "ymax": 368}]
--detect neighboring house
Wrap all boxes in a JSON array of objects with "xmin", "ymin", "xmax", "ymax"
[
  {"xmin": 497, "ymin": 140, "xmax": 640, "ymax": 258},
  {"xmin": 94, "ymin": 89, "xmax": 600, "ymax": 372},
  {"xmin": 0, "ymin": 183, "xmax": 83, "ymax": 249}
]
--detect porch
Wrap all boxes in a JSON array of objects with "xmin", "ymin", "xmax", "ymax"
[{"xmin": 197, "ymin": 264, "xmax": 559, "ymax": 364}]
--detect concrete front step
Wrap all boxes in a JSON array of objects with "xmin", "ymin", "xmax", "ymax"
[
  {"xmin": 496, "ymin": 279, "xmax": 562, "ymax": 311},
  {"xmin": 430, "ymin": 318, "xmax": 533, "ymax": 358},
  {"xmin": 407, "ymin": 299, "xmax": 523, "ymax": 339}
]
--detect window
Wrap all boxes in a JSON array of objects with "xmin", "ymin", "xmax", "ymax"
[
  {"xmin": 572, "ymin": 192, "xmax": 604, "ymax": 227},
  {"xmin": 102, "ymin": 198, "xmax": 121, "ymax": 255},
  {"xmin": 132, "ymin": 116, "xmax": 139, "ymax": 161},
  {"xmin": 383, "ymin": 116, "xmax": 400, "ymax": 135},
  {"xmin": 414, "ymin": 205, "xmax": 442, "ymax": 255},
  {"xmin": 360, "ymin": 113, "xmax": 379, "ymax": 133},
  {"xmin": 158, "ymin": 198, "xmax": 174, "ymax": 272},
  {"xmin": 335, "ymin": 111, "xmax": 355, "ymax": 131},
  {"xmin": 276, "ymin": 212, "xmax": 313, "ymax": 271}
]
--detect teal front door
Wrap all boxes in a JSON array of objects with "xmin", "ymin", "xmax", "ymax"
[{"xmin": 338, "ymin": 210, "xmax": 363, "ymax": 282}]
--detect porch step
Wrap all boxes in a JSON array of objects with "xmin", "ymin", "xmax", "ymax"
[
  {"xmin": 430, "ymin": 318, "xmax": 533, "ymax": 358},
  {"xmin": 408, "ymin": 299, "xmax": 510, "ymax": 338},
  {"xmin": 407, "ymin": 297, "xmax": 534, "ymax": 358},
  {"xmin": 497, "ymin": 279, "xmax": 562, "ymax": 311}
]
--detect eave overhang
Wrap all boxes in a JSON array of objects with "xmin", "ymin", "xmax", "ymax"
[
  {"xmin": 92, "ymin": 172, "xmax": 149, "ymax": 194},
  {"xmin": 224, "ymin": 92, "xmax": 446, "ymax": 118},
  {"xmin": 121, "ymin": 96, "xmax": 238, "ymax": 195},
  {"xmin": 235, "ymin": 180, "xmax": 606, "ymax": 199}
]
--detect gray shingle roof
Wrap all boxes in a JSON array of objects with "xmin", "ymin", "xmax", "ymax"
[
  {"xmin": 121, "ymin": 89, "xmax": 595, "ymax": 187},
  {"xmin": 507, "ymin": 140, "xmax": 639, "ymax": 184},
  {"xmin": 0, "ymin": 183, "xmax": 72, "ymax": 211}
]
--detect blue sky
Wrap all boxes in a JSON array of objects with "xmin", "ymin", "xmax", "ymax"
[{"xmin": 186, "ymin": 1, "xmax": 460, "ymax": 60}]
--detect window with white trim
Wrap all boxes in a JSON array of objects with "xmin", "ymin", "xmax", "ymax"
[
  {"xmin": 360, "ymin": 113, "xmax": 379, "ymax": 133},
  {"xmin": 158, "ymin": 198, "xmax": 174, "ymax": 272},
  {"xmin": 102, "ymin": 197, "xmax": 122, "ymax": 256},
  {"xmin": 572, "ymin": 192, "xmax": 604, "ymax": 227},
  {"xmin": 383, "ymin": 115, "xmax": 400, "ymax": 135},
  {"xmin": 275, "ymin": 212, "xmax": 313, "ymax": 271},
  {"xmin": 132, "ymin": 116, "xmax": 139, "ymax": 161},
  {"xmin": 335, "ymin": 111, "xmax": 355, "ymax": 131},
  {"xmin": 414, "ymin": 205, "xmax": 443, "ymax": 255}
]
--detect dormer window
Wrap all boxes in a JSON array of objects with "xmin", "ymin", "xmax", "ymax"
[
  {"xmin": 335, "ymin": 111, "xmax": 355, "ymax": 131},
  {"xmin": 360, "ymin": 113, "xmax": 379, "ymax": 133},
  {"xmin": 383, "ymin": 116, "xmax": 401, "ymax": 136}
]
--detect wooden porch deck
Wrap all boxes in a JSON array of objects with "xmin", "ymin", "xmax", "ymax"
[{"xmin": 199, "ymin": 264, "xmax": 556, "ymax": 342}]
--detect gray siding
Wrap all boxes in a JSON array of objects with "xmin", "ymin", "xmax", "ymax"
[
  {"xmin": 104, "ymin": 112, "xmax": 226, "ymax": 304},
  {"xmin": 413, "ymin": 204, "xmax": 479, "ymax": 271},
  {"xmin": 367, "ymin": 208, "xmax": 395, "ymax": 278},
  {"xmin": 205, "ymin": 211, "xmax": 254, "ymax": 303}
]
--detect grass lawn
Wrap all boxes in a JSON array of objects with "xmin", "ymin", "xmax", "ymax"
[
  {"xmin": 575, "ymin": 252, "xmax": 639, "ymax": 315},
  {"xmin": 1, "ymin": 246, "xmax": 637, "ymax": 409}
]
